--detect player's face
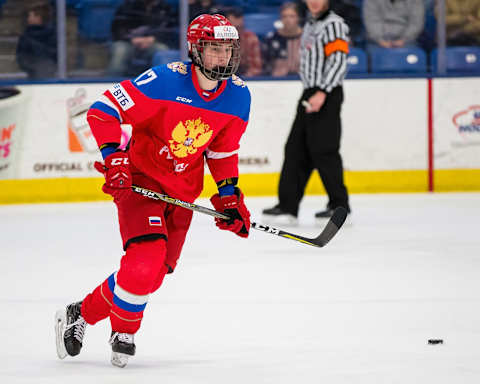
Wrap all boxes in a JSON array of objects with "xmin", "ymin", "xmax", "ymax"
[
  {"xmin": 202, "ymin": 42, "xmax": 233, "ymax": 69},
  {"xmin": 306, "ymin": 0, "xmax": 329, "ymax": 16},
  {"xmin": 281, "ymin": 7, "xmax": 299, "ymax": 30}
]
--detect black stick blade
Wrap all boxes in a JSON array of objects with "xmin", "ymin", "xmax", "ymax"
[
  {"xmin": 312, "ymin": 207, "xmax": 348, "ymax": 247},
  {"xmin": 331, "ymin": 206, "xmax": 348, "ymax": 228},
  {"xmin": 272, "ymin": 207, "xmax": 348, "ymax": 248}
]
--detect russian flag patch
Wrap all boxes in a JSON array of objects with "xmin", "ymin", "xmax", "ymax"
[{"xmin": 149, "ymin": 216, "xmax": 162, "ymax": 226}]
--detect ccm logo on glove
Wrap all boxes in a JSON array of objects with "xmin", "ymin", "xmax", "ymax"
[
  {"xmin": 94, "ymin": 151, "xmax": 132, "ymax": 201},
  {"xmin": 110, "ymin": 157, "xmax": 129, "ymax": 166}
]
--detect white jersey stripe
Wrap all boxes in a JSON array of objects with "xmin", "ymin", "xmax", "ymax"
[
  {"xmin": 114, "ymin": 283, "xmax": 149, "ymax": 305},
  {"xmin": 98, "ymin": 95, "xmax": 123, "ymax": 123},
  {"xmin": 113, "ymin": 273, "xmax": 149, "ymax": 305},
  {"xmin": 205, "ymin": 148, "xmax": 238, "ymax": 159}
]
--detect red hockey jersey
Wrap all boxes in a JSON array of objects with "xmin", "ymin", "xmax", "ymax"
[{"xmin": 87, "ymin": 62, "xmax": 251, "ymax": 202}]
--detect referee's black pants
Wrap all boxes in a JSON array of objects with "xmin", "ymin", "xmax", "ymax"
[{"xmin": 277, "ymin": 86, "xmax": 349, "ymax": 217}]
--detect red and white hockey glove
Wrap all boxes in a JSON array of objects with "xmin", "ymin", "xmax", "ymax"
[
  {"xmin": 94, "ymin": 151, "xmax": 132, "ymax": 201},
  {"xmin": 210, "ymin": 187, "xmax": 250, "ymax": 238}
]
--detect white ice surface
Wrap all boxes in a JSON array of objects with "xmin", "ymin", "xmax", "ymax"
[{"xmin": 1, "ymin": 193, "xmax": 480, "ymax": 383}]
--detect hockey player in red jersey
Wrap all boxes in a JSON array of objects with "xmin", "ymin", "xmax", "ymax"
[{"xmin": 54, "ymin": 14, "xmax": 251, "ymax": 368}]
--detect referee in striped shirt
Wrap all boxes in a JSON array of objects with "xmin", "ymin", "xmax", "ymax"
[{"xmin": 263, "ymin": 0, "xmax": 351, "ymax": 225}]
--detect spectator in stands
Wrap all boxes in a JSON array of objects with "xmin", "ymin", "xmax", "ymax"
[
  {"xmin": 444, "ymin": 0, "xmax": 480, "ymax": 46},
  {"xmin": 108, "ymin": 0, "xmax": 175, "ymax": 77},
  {"xmin": 263, "ymin": 2, "xmax": 302, "ymax": 77},
  {"xmin": 16, "ymin": 1, "xmax": 57, "ymax": 79},
  {"xmin": 363, "ymin": 0, "xmax": 425, "ymax": 49},
  {"xmin": 225, "ymin": 7, "xmax": 262, "ymax": 77},
  {"xmin": 189, "ymin": 0, "xmax": 221, "ymax": 21}
]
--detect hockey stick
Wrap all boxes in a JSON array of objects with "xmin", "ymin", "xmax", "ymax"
[{"xmin": 131, "ymin": 185, "xmax": 347, "ymax": 248}]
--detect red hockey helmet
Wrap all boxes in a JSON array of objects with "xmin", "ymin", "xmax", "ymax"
[{"xmin": 187, "ymin": 14, "xmax": 241, "ymax": 81}]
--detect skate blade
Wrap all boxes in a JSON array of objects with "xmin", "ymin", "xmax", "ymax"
[
  {"xmin": 111, "ymin": 352, "xmax": 129, "ymax": 368},
  {"xmin": 54, "ymin": 310, "xmax": 67, "ymax": 359}
]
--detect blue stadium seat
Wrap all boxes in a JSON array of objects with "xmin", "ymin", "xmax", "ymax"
[
  {"xmin": 347, "ymin": 47, "xmax": 367, "ymax": 74},
  {"xmin": 77, "ymin": 0, "xmax": 122, "ymax": 41},
  {"xmin": 221, "ymin": 0, "xmax": 248, "ymax": 6},
  {"xmin": 66, "ymin": 0, "xmax": 81, "ymax": 7},
  {"xmin": 256, "ymin": 0, "xmax": 283, "ymax": 11},
  {"xmin": 370, "ymin": 47, "xmax": 427, "ymax": 73},
  {"xmin": 431, "ymin": 47, "xmax": 480, "ymax": 73},
  {"xmin": 243, "ymin": 13, "xmax": 279, "ymax": 38},
  {"xmin": 152, "ymin": 50, "xmax": 181, "ymax": 66},
  {"xmin": 257, "ymin": 0, "xmax": 283, "ymax": 5},
  {"xmin": 220, "ymin": 0, "xmax": 259, "ymax": 13},
  {"xmin": 164, "ymin": 0, "xmax": 178, "ymax": 10}
]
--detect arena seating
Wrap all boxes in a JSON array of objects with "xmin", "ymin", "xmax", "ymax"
[
  {"xmin": 347, "ymin": 47, "xmax": 368, "ymax": 74},
  {"xmin": 58, "ymin": 0, "xmax": 478, "ymax": 77},
  {"xmin": 370, "ymin": 47, "xmax": 427, "ymax": 73},
  {"xmin": 243, "ymin": 12, "xmax": 279, "ymax": 38},
  {"xmin": 431, "ymin": 47, "xmax": 480, "ymax": 73},
  {"xmin": 152, "ymin": 49, "xmax": 182, "ymax": 66},
  {"xmin": 76, "ymin": 0, "xmax": 122, "ymax": 41}
]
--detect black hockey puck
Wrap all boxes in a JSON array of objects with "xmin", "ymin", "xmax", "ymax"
[{"xmin": 427, "ymin": 339, "xmax": 443, "ymax": 345}]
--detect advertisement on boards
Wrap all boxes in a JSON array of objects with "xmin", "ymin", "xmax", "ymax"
[
  {"xmin": 434, "ymin": 78, "xmax": 480, "ymax": 169},
  {"xmin": 0, "ymin": 87, "xmax": 30, "ymax": 179}
]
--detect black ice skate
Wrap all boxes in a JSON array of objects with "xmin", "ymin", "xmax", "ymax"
[
  {"xmin": 262, "ymin": 205, "xmax": 298, "ymax": 226},
  {"xmin": 315, "ymin": 206, "xmax": 351, "ymax": 225},
  {"xmin": 55, "ymin": 301, "xmax": 87, "ymax": 359},
  {"xmin": 109, "ymin": 331, "xmax": 136, "ymax": 368},
  {"xmin": 315, "ymin": 208, "xmax": 335, "ymax": 219}
]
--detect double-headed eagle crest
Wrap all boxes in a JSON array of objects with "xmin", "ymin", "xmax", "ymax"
[{"xmin": 169, "ymin": 118, "xmax": 213, "ymax": 158}]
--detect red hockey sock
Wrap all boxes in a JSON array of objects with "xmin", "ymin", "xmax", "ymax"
[
  {"xmin": 81, "ymin": 275, "xmax": 114, "ymax": 325},
  {"xmin": 109, "ymin": 239, "xmax": 167, "ymax": 333}
]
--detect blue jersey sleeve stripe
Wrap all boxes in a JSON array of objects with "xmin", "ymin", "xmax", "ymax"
[{"xmin": 90, "ymin": 101, "xmax": 120, "ymax": 121}]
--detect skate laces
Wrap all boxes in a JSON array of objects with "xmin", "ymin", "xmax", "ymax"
[
  {"xmin": 66, "ymin": 316, "xmax": 87, "ymax": 342},
  {"xmin": 110, "ymin": 332, "xmax": 134, "ymax": 345}
]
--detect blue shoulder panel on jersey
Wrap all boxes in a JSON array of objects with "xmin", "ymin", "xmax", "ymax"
[
  {"xmin": 217, "ymin": 77, "xmax": 251, "ymax": 122},
  {"xmin": 130, "ymin": 65, "xmax": 169, "ymax": 98},
  {"xmin": 90, "ymin": 101, "xmax": 120, "ymax": 121},
  {"xmin": 129, "ymin": 62, "xmax": 251, "ymax": 122}
]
